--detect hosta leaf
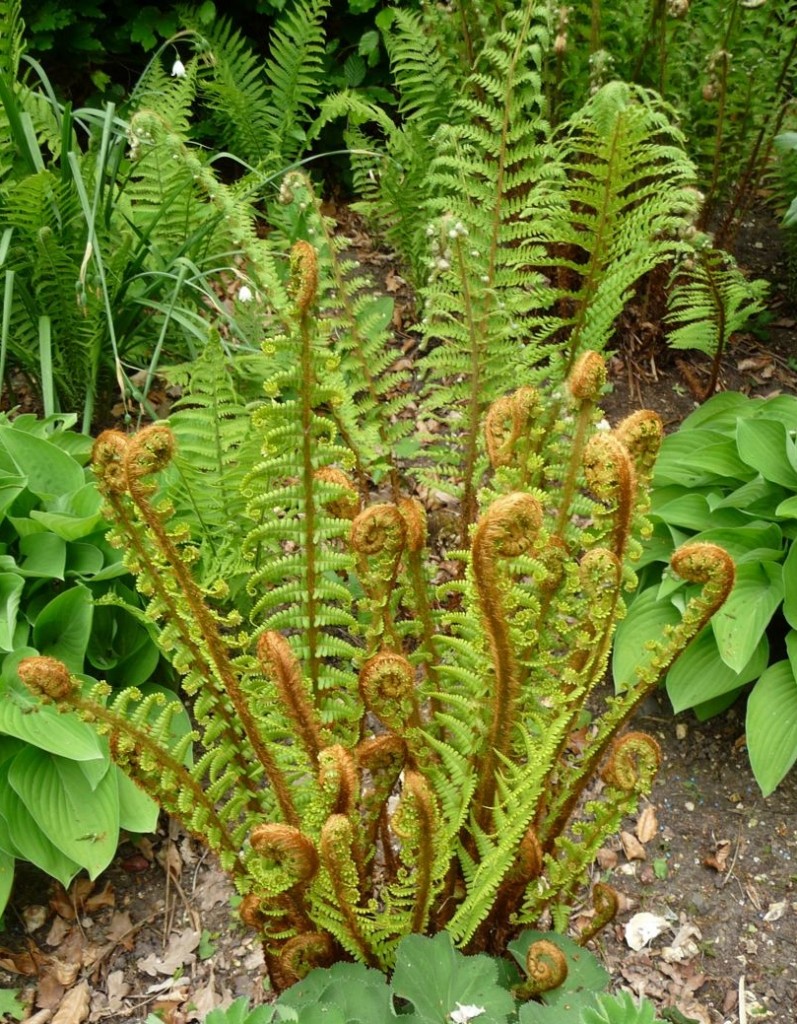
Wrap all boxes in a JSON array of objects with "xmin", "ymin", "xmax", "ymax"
[
  {"xmin": 0, "ymin": 653, "xmax": 104, "ymax": 759},
  {"xmin": 0, "ymin": 761, "xmax": 82, "ymax": 886},
  {"xmin": 0, "ymin": 847, "xmax": 13, "ymax": 917},
  {"xmin": 782, "ymin": 539, "xmax": 797, "ymax": 629},
  {"xmin": 0, "ymin": 574, "xmax": 24, "ymax": 651},
  {"xmin": 612, "ymin": 589, "xmax": 682, "ymax": 692},
  {"xmin": 736, "ymin": 419, "xmax": 797, "ymax": 489},
  {"xmin": 32, "ymin": 583, "xmax": 93, "ymax": 671},
  {"xmin": 666, "ymin": 628, "xmax": 768, "ymax": 713},
  {"xmin": 116, "ymin": 767, "xmax": 159, "ymax": 833},
  {"xmin": 0, "ymin": 426, "xmax": 84, "ymax": 498},
  {"xmin": 7, "ymin": 745, "xmax": 119, "ymax": 877},
  {"xmin": 746, "ymin": 661, "xmax": 797, "ymax": 795},
  {"xmin": 711, "ymin": 562, "xmax": 783, "ymax": 672}
]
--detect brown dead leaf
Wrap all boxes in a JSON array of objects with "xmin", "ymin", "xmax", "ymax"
[
  {"xmin": 703, "ymin": 839, "xmax": 731, "ymax": 872},
  {"xmin": 620, "ymin": 830, "xmax": 646, "ymax": 861},
  {"xmin": 44, "ymin": 917, "xmax": 72, "ymax": 949},
  {"xmin": 138, "ymin": 928, "xmax": 201, "ymax": 977},
  {"xmin": 23, "ymin": 905, "xmax": 50, "ymax": 933},
  {"xmin": 105, "ymin": 970, "xmax": 131, "ymax": 1014},
  {"xmin": 0, "ymin": 945, "xmax": 44, "ymax": 976},
  {"xmin": 26, "ymin": 1011, "xmax": 53, "ymax": 1024},
  {"xmin": 595, "ymin": 846, "xmax": 618, "ymax": 870},
  {"xmin": 105, "ymin": 910, "xmax": 136, "ymax": 950},
  {"xmin": 157, "ymin": 839, "xmax": 183, "ymax": 882},
  {"xmin": 51, "ymin": 981, "xmax": 90, "ymax": 1024},
  {"xmin": 35, "ymin": 971, "xmax": 66, "ymax": 1011},
  {"xmin": 635, "ymin": 805, "xmax": 659, "ymax": 844},
  {"xmin": 384, "ymin": 268, "xmax": 404, "ymax": 293},
  {"xmin": 84, "ymin": 881, "xmax": 114, "ymax": 913}
]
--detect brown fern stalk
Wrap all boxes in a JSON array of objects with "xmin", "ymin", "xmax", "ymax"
[{"xmin": 470, "ymin": 492, "xmax": 543, "ymax": 829}]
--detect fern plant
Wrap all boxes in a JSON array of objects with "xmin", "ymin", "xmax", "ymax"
[{"xmin": 19, "ymin": 237, "xmax": 735, "ymax": 994}]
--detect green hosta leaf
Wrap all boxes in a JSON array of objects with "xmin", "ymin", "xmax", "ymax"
[
  {"xmin": 775, "ymin": 495, "xmax": 797, "ymax": 518},
  {"xmin": 392, "ymin": 932, "xmax": 515, "ymax": 1023},
  {"xmin": 684, "ymin": 523, "xmax": 783, "ymax": 565},
  {"xmin": 0, "ymin": 574, "xmax": 24, "ymax": 651},
  {"xmin": 711, "ymin": 562, "xmax": 783, "ymax": 672},
  {"xmin": 32, "ymin": 583, "xmax": 93, "ymax": 671},
  {"xmin": 692, "ymin": 686, "xmax": 744, "ymax": 722},
  {"xmin": 666, "ymin": 628, "xmax": 768, "ymax": 713},
  {"xmin": 0, "ymin": 653, "xmax": 104, "ymax": 759},
  {"xmin": 0, "ymin": 848, "xmax": 13, "ymax": 918},
  {"xmin": 19, "ymin": 532, "xmax": 69, "ymax": 579},
  {"xmin": 0, "ymin": 426, "xmax": 84, "ymax": 499},
  {"xmin": 653, "ymin": 434, "xmax": 751, "ymax": 488},
  {"xmin": 650, "ymin": 493, "xmax": 746, "ymax": 532},
  {"xmin": 31, "ymin": 481, "xmax": 104, "ymax": 539},
  {"xmin": 612, "ymin": 589, "xmax": 682, "ymax": 692},
  {"xmin": 0, "ymin": 761, "xmax": 83, "ymax": 886},
  {"xmin": 678, "ymin": 392, "xmax": 758, "ymax": 431},
  {"xmin": 8, "ymin": 745, "xmax": 119, "ymax": 877},
  {"xmin": 0, "ymin": 475, "xmax": 26, "ymax": 519},
  {"xmin": 787, "ymin": 630, "xmax": 797, "ymax": 680},
  {"xmin": 714, "ymin": 477, "xmax": 789, "ymax": 517},
  {"xmin": 736, "ymin": 419, "xmax": 797, "ymax": 489},
  {"xmin": 782, "ymin": 540, "xmax": 797, "ymax": 629},
  {"xmin": 747, "ymin": 661, "xmax": 797, "ymax": 795},
  {"xmin": 116, "ymin": 767, "xmax": 159, "ymax": 833}
]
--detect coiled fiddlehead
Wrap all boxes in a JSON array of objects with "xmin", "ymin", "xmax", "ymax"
[
  {"xmin": 582, "ymin": 432, "xmax": 637, "ymax": 560},
  {"xmin": 514, "ymin": 938, "xmax": 568, "ymax": 1000},
  {"xmin": 359, "ymin": 650, "xmax": 421, "ymax": 736},
  {"xmin": 471, "ymin": 492, "xmax": 543, "ymax": 828},
  {"xmin": 602, "ymin": 732, "xmax": 662, "ymax": 792}
]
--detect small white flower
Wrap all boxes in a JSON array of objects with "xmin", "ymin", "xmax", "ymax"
[
  {"xmin": 595, "ymin": 418, "xmax": 611, "ymax": 431},
  {"xmin": 449, "ymin": 1004, "xmax": 485, "ymax": 1024},
  {"xmin": 171, "ymin": 59, "xmax": 186, "ymax": 78},
  {"xmin": 238, "ymin": 285, "xmax": 254, "ymax": 303}
]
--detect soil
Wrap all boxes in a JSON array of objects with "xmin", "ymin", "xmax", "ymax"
[{"xmin": 1, "ymin": 207, "xmax": 797, "ymax": 1024}]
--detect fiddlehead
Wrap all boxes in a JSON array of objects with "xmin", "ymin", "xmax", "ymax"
[
  {"xmin": 582, "ymin": 432, "xmax": 637, "ymax": 560},
  {"xmin": 257, "ymin": 631, "xmax": 323, "ymax": 765},
  {"xmin": 577, "ymin": 881, "xmax": 619, "ymax": 945},
  {"xmin": 514, "ymin": 939, "xmax": 568, "ymax": 1000},
  {"xmin": 471, "ymin": 492, "xmax": 543, "ymax": 828},
  {"xmin": 359, "ymin": 650, "xmax": 422, "ymax": 737},
  {"xmin": 350, "ymin": 503, "xmax": 408, "ymax": 651},
  {"xmin": 602, "ymin": 732, "xmax": 662, "ymax": 792}
]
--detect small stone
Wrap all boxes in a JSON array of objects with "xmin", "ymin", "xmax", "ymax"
[
  {"xmin": 676, "ymin": 723, "xmax": 688, "ymax": 740},
  {"xmin": 685, "ymin": 801, "xmax": 695, "ymax": 811}
]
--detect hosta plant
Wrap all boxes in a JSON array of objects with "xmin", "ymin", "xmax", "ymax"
[
  {"xmin": 0, "ymin": 413, "xmax": 171, "ymax": 917},
  {"xmin": 614, "ymin": 391, "xmax": 797, "ymax": 795},
  {"xmin": 18, "ymin": 243, "xmax": 735, "ymax": 992}
]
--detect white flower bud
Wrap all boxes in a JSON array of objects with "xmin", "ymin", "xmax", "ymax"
[
  {"xmin": 171, "ymin": 59, "xmax": 186, "ymax": 78},
  {"xmin": 238, "ymin": 285, "xmax": 254, "ymax": 303}
]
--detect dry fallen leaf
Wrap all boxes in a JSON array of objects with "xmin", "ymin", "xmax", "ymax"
[
  {"xmin": 105, "ymin": 970, "xmax": 131, "ymax": 1014},
  {"xmin": 595, "ymin": 847, "xmax": 618, "ymax": 870},
  {"xmin": 620, "ymin": 830, "xmax": 646, "ymax": 861},
  {"xmin": 703, "ymin": 839, "xmax": 731, "ymax": 872},
  {"xmin": 138, "ymin": 928, "xmax": 201, "ymax": 977},
  {"xmin": 635, "ymin": 805, "xmax": 658, "ymax": 844},
  {"xmin": 51, "ymin": 980, "xmax": 90, "ymax": 1024},
  {"xmin": 763, "ymin": 900, "xmax": 787, "ymax": 922}
]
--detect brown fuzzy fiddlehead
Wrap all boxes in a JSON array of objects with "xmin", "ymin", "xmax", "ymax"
[
  {"xmin": 515, "ymin": 939, "xmax": 568, "ymax": 1000},
  {"xmin": 92, "ymin": 430, "xmax": 130, "ymax": 496},
  {"xmin": 582, "ymin": 432, "xmax": 637, "ymax": 559},
  {"xmin": 249, "ymin": 824, "xmax": 320, "ymax": 887},
  {"xmin": 613, "ymin": 411, "xmax": 663, "ymax": 485},
  {"xmin": 275, "ymin": 932, "xmax": 336, "ymax": 988},
  {"xmin": 356, "ymin": 735, "xmax": 406, "ymax": 877},
  {"xmin": 18, "ymin": 656, "xmax": 77, "ymax": 701},
  {"xmin": 257, "ymin": 631, "xmax": 322, "ymax": 765},
  {"xmin": 318, "ymin": 744, "xmax": 359, "ymax": 818},
  {"xmin": 471, "ymin": 493, "xmax": 543, "ymax": 827},
  {"xmin": 670, "ymin": 542, "xmax": 735, "ymax": 620},
  {"xmin": 485, "ymin": 394, "xmax": 519, "ymax": 468},
  {"xmin": 602, "ymin": 732, "xmax": 662, "ymax": 792},
  {"xmin": 577, "ymin": 882, "xmax": 619, "ymax": 945},
  {"xmin": 350, "ymin": 503, "xmax": 407, "ymax": 649},
  {"xmin": 125, "ymin": 423, "xmax": 176, "ymax": 483},
  {"xmin": 568, "ymin": 350, "xmax": 607, "ymax": 403},
  {"xmin": 358, "ymin": 650, "xmax": 421, "ymax": 736},
  {"xmin": 391, "ymin": 769, "xmax": 440, "ymax": 933},
  {"xmin": 320, "ymin": 814, "xmax": 379, "ymax": 967},
  {"xmin": 289, "ymin": 240, "xmax": 318, "ymax": 316}
]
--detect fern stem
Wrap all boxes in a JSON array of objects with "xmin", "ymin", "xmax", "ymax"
[
  {"xmin": 102, "ymin": 488, "xmax": 266, "ymax": 812},
  {"xmin": 700, "ymin": 1, "xmax": 739, "ymax": 228},
  {"xmin": 299, "ymin": 295, "xmax": 322, "ymax": 697},
  {"xmin": 126, "ymin": 479, "xmax": 301, "ymax": 827}
]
